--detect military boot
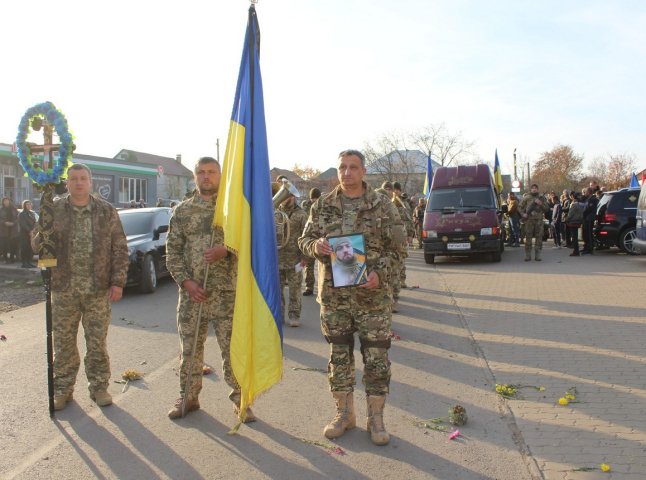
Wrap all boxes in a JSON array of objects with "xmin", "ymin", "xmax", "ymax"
[
  {"xmin": 323, "ymin": 391, "xmax": 356, "ymax": 439},
  {"xmin": 53, "ymin": 392, "xmax": 73, "ymax": 411},
  {"xmin": 534, "ymin": 249, "xmax": 542, "ymax": 261},
  {"xmin": 524, "ymin": 248, "xmax": 531, "ymax": 261},
  {"xmin": 366, "ymin": 395, "xmax": 390, "ymax": 446}
]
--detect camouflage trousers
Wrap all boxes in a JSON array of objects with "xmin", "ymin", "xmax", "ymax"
[
  {"xmin": 524, "ymin": 219, "xmax": 544, "ymax": 252},
  {"xmin": 176, "ymin": 289, "xmax": 240, "ymax": 402},
  {"xmin": 52, "ymin": 289, "xmax": 112, "ymax": 395},
  {"xmin": 391, "ymin": 252, "xmax": 407, "ymax": 301},
  {"xmin": 303, "ymin": 257, "xmax": 315, "ymax": 292},
  {"xmin": 280, "ymin": 268, "xmax": 303, "ymax": 322},
  {"xmin": 320, "ymin": 306, "xmax": 392, "ymax": 396}
]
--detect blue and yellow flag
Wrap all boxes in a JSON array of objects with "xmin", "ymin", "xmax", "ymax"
[
  {"xmin": 494, "ymin": 149, "xmax": 504, "ymax": 194},
  {"xmin": 213, "ymin": 4, "xmax": 283, "ymax": 427},
  {"xmin": 423, "ymin": 154, "xmax": 433, "ymax": 197}
]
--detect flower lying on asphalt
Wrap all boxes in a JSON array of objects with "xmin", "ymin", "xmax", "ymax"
[
  {"xmin": 296, "ymin": 437, "xmax": 346, "ymax": 456},
  {"xmin": 202, "ymin": 365, "xmax": 213, "ymax": 375},
  {"xmin": 115, "ymin": 369, "xmax": 144, "ymax": 392},
  {"xmin": 388, "ymin": 331, "xmax": 401, "ymax": 340},
  {"xmin": 448, "ymin": 405, "xmax": 468, "ymax": 426},
  {"xmin": 557, "ymin": 386, "xmax": 579, "ymax": 406},
  {"xmin": 495, "ymin": 383, "xmax": 545, "ymax": 399},
  {"xmin": 448, "ymin": 429, "xmax": 460, "ymax": 440},
  {"xmin": 571, "ymin": 464, "xmax": 611, "ymax": 473}
]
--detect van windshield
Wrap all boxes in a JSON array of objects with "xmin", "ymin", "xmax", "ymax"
[{"xmin": 427, "ymin": 187, "xmax": 496, "ymax": 211}]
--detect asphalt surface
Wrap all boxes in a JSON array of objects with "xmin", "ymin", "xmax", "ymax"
[{"xmin": 1, "ymin": 245, "xmax": 644, "ymax": 479}]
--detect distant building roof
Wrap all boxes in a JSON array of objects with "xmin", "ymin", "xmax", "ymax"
[
  {"xmin": 367, "ymin": 149, "xmax": 441, "ymax": 174},
  {"xmin": 115, "ymin": 149, "xmax": 193, "ymax": 177},
  {"xmin": 270, "ymin": 167, "xmax": 304, "ymax": 184},
  {"xmin": 315, "ymin": 167, "xmax": 337, "ymax": 180}
]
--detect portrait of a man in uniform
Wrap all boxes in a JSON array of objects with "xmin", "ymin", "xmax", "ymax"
[{"xmin": 330, "ymin": 234, "xmax": 367, "ymax": 287}]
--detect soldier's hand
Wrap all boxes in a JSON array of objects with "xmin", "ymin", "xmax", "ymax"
[
  {"xmin": 182, "ymin": 279, "xmax": 208, "ymax": 302},
  {"xmin": 109, "ymin": 286, "xmax": 123, "ymax": 302},
  {"xmin": 204, "ymin": 245, "xmax": 228, "ymax": 264},
  {"xmin": 314, "ymin": 237, "xmax": 332, "ymax": 256},
  {"xmin": 359, "ymin": 271, "xmax": 379, "ymax": 290}
]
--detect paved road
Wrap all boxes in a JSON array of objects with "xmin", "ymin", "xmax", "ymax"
[{"xmin": 1, "ymin": 246, "xmax": 644, "ymax": 479}]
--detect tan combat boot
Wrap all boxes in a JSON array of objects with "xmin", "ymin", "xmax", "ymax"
[
  {"xmin": 524, "ymin": 248, "xmax": 531, "ymax": 261},
  {"xmin": 53, "ymin": 392, "xmax": 73, "ymax": 411},
  {"xmin": 323, "ymin": 391, "xmax": 356, "ymax": 439},
  {"xmin": 91, "ymin": 390, "xmax": 112, "ymax": 407},
  {"xmin": 366, "ymin": 395, "xmax": 390, "ymax": 446},
  {"xmin": 534, "ymin": 249, "xmax": 542, "ymax": 261},
  {"xmin": 168, "ymin": 397, "xmax": 200, "ymax": 419}
]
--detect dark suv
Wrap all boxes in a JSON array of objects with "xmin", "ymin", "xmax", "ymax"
[{"xmin": 594, "ymin": 188, "xmax": 639, "ymax": 254}]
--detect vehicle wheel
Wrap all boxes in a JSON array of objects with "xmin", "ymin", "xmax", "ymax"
[
  {"xmin": 139, "ymin": 254, "xmax": 157, "ymax": 293},
  {"xmin": 619, "ymin": 228, "xmax": 638, "ymax": 254},
  {"xmin": 491, "ymin": 250, "xmax": 502, "ymax": 262},
  {"xmin": 424, "ymin": 253, "xmax": 435, "ymax": 264}
]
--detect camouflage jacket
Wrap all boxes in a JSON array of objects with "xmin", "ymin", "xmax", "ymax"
[
  {"xmin": 298, "ymin": 182, "xmax": 403, "ymax": 310},
  {"xmin": 166, "ymin": 194, "xmax": 237, "ymax": 291},
  {"xmin": 519, "ymin": 192, "xmax": 549, "ymax": 221},
  {"xmin": 48, "ymin": 195, "xmax": 128, "ymax": 292},
  {"xmin": 277, "ymin": 202, "xmax": 308, "ymax": 270},
  {"xmin": 393, "ymin": 196, "xmax": 415, "ymax": 237},
  {"xmin": 300, "ymin": 198, "xmax": 313, "ymax": 215}
]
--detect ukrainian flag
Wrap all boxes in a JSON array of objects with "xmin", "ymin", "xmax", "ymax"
[
  {"xmin": 494, "ymin": 149, "xmax": 504, "ymax": 194},
  {"xmin": 423, "ymin": 154, "xmax": 433, "ymax": 197},
  {"xmin": 213, "ymin": 4, "xmax": 283, "ymax": 426}
]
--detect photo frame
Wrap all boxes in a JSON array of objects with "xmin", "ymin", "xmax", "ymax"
[{"xmin": 329, "ymin": 233, "xmax": 367, "ymax": 288}]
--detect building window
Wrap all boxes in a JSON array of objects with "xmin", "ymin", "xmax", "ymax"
[{"xmin": 119, "ymin": 177, "xmax": 147, "ymax": 203}]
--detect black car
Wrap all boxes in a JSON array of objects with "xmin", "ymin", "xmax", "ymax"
[
  {"xmin": 118, "ymin": 207, "xmax": 172, "ymax": 292},
  {"xmin": 594, "ymin": 188, "xmax": 639, "ymax": 254}
]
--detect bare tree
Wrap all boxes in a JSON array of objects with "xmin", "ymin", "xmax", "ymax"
[
  {"xmin": 410, "ymin": 123, "xmax": 476, "ymax": 167},
  {"xmin": 291, "ymin": 164, "xmax": 321, "ymax": 181},
  {"xmin": 363, "ymin": 131, "xmax": 418, "ymax": 191},
  {"xmin": 587, "ymin": 156, "xmax": 609, "ymax": 186},
  {"xmin": 531, "ymin": 145, "xmax": 584, "ymax": 193},
  {"xmin": 605, "ymin": 153, "xmax": 636, "ymax": 190}
]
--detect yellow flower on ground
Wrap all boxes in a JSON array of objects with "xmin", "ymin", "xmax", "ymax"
[
  {"xmin": 538, "ymin": 386, "xmax": 545, "ymax": 391},
  {"xmin": 558, "ymin": 397, "xmax": 569, "ymax": 406},
  {"xmin": 600, "ymin": 463, "xmax": 610, "ymax": 472},
  {"xmin": 565, "ymin": 393, "xmax": 576, "ymax": 401}
]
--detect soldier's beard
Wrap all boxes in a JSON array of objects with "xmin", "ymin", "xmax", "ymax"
[
  {"xmin": 198, "ymin": 186, "xmax": 218, "ymax": 196},
  {"xmin": 337, "ymin": 254, "xmax": 355, "ymax": 266}
]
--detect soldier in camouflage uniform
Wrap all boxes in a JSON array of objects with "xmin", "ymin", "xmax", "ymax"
[
  {"xmin": 300, "ymin": 188, "xmax": 321, "ymax": 296},
  {"xmin": 277, "ymin": 192, "xmax": 308, "ymax": 327},
  {"xmin": 299, "ymin": 149, "xmax": 404, "ymax": 446},
  {"xmin": 519, "ymin": 183, "xmax": 549, "ymax": 261},
  {"xmin": 38, "ymin": 164, "xmax": 129, "ymax": 411},
  {"xmin": 166, "ymin": 157, "xmax": 253, "ymax": 422},
  {"xmin": 391, "ymin": 185, "xmax": 414, "ymax": 310}
]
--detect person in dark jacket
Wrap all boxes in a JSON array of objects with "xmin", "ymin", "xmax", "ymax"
[
  {"xmin": 581, "ymin": 187, "xmax": 599, "ymax": 254},
  {"xmin": 566, "ymin": 192, "xmax": 584, "ymax": 256},
  {"xmin": 0, "ymin": 197, "xmax": 19, "ymax": 263},
  {"xmin": 551, "ymin": 195, "xmax": 562, "ymax": 248},
  {"xmin": 18, "ymin": 199, "xmax": 37, "ymax": 268}
]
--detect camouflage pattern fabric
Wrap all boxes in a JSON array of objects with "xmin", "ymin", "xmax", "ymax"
[
  {"xmin": 298, "ymin": 182, "xmax": 401, "ymax": 395},
  {"xmin": 166, "ymin": 194, "xmax": 239, "ymax": 401},
  {"xmin": 280, "ymin": 269, "xmax": 303, "ymax": 322},
  {"xmin": 176, "ymin": 289, "xmax": 239, "ymax": 401},
  {"xmin": 40, "ymin": 195, "xmax": 128, "ymax": 291},
  {"xmin": 69, "ymin": 203, "xmax": 95, "ymax": 293},
  {"xmin": 52, "ymin": 290, "xmax": 111, "ymax": 395},
  {"xmin": 524, "ymin": 219, "xmax": 544, "ymax": 251},
  {"xmin": 298, "ymin": 183, "xmax": 403, "ymax": 310},
  {"xmin": 300, "ymin": 198, "xmax": 316, "ymax": 291},
  {"xmin": 277, "ymin": 202, "xmax": 307, "ymax": 321},
  {"xmin": 321, "ymin": 306, "xmax": 391, "ymax": 395}
]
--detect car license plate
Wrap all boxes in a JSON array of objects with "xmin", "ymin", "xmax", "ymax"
[{"xmin": 447, "ymin": 242, "xmax": 471, "ymax": 250}]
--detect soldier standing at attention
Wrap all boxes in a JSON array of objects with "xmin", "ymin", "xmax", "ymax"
[
  {"xmin": 40, "ymin": 164, "xmax": 129, "ymax": 411},
  {"xmin": 166, "ymin": 157, "xmax": 253, "ymax": 422},
  {"xmin": 413, "ymin": 197, "xmax": 426, "ymax": 249},
  {"xmin": 277, "ymin": 190, "xmax": 308, "ymax": 327},
  {"xmin": 519, "ymin": 183, "xmax": 549, "ymax": 261},
  {"xmin": 300, "ymin": 187, "xmax": 321, "ymax": 296},
  {"xmin": 299, "ymin": 149, "xmax": 403, "ymax": 446}
]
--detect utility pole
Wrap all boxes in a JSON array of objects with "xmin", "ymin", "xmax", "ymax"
[{"xmin": 513, "ymin": 148, "xmax": 517, "ymax": 179}]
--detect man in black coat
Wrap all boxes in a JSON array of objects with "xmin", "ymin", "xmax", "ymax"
[{"xmin": 581, "ymin": 187, "xmax": 598, "ymax": 254}]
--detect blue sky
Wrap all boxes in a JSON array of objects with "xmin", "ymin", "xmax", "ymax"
[{"xmin": 2, "ymin": 0, "xmax": 645, "ymax": 176}]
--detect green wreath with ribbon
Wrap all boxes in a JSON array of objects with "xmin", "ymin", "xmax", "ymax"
[{"xmin": 15, "ymin": 101, "xmax": 74, "ymax": 186}]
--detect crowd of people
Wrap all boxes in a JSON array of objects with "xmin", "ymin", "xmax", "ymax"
[
  {"xmin": 31, "ymin": 151, "xmax": 418, "ymax": 448},
  {"xmin": 0, "ymin": 197, "xmax": 38, "ymax": 268},
  {"xmin": 503, "ymin": 181, "xmax": 604, "ymax": 259}
]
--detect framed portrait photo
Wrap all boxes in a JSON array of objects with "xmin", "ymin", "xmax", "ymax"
[{"xmin": 328, "ymin": 233, "xmax": 367, "ymax": 288}]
